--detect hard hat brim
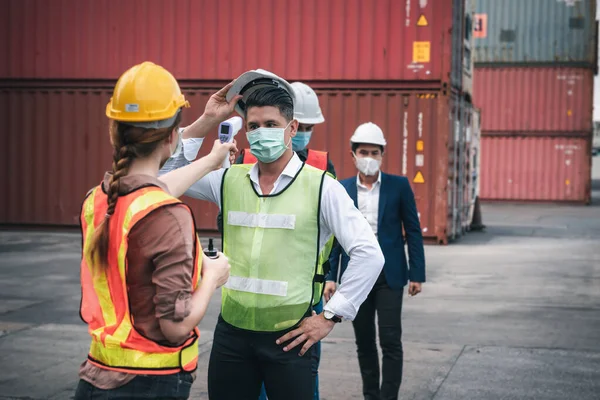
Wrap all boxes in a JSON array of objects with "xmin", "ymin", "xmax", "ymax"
[
  {"xmin": 350, "ymin": 138, "xmax": 387, "ymax": 146},
  {"xmin": 227, "ymin": 70, "xmax": 296, "ymax": 117},
  {"xmin": 296, "ymin": 115, "xmax": 325, "ymax": 125}
]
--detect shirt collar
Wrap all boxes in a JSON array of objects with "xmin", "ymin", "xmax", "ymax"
[
  {"xmin": 356, "ymin": 171, "xmax": 382, "ymax": 189},
  {"xmin": 248, "ymin": 152, "xmax": 303, "ymax": 186}
]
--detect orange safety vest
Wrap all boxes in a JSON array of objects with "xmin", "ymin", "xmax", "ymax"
[
  {"xmin": 242, "ymin": 148, "xmax": 329, "ymax": 171},
  {"xmin": 79, "ymin": 184, "xmax": 202, "ymax": 375}
]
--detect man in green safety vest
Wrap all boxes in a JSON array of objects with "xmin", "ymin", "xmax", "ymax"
[
  {"xmin": 214, "ymin": 80, "xmax": 336, "ymax": 400},
  {"xmin": 160, "ymin": 69, "xmax": 384, "ymax": 400}
]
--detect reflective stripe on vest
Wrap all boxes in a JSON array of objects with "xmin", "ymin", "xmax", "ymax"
[
  {"xmin": 242, "ymin": 148, "xmax": 328, "ymax": 171},
  {"xmin": 221, "ymin": 163, "xmax": 326, "ymax": 332},
  {"xmin": 80, "ymin": 185, "xmax": 202, "ymax": 374}
]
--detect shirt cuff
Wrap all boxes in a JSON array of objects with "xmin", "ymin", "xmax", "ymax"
[
  {"xmin": 155, "ymin": 291, "xmax": 192, "ymax": 321},
  {"xmin": 323, "ymin": 291, "xmax": 357, "ymax": 321},
  {"xmin": 182, "ymin": 137, "xmax": 204, "ymax": 161}
]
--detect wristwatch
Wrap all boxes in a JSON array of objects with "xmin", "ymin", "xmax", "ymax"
[{"xmin": 323, "ymin": 310, "xmax": 343, "ymax": 323}]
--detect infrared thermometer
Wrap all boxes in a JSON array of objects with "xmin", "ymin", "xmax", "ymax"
[{"xmin": 218, "ymin": 116, "xmax": 243, "ymax": 168}]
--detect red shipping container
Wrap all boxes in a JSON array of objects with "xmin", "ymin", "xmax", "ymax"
[
  {"xmin": 0, "ymin": 87, "xmax": 221, "ymax": 230},
  {"xmin": 1, "ymin": 0, "xmax": 460, "ymax": 84},
  {"xmin": 0, "ymin": 86, "xmax": 471, "ymax": 244},
  {"xmin": 473, "ymin": 67, "xmax": 594, "ymax": 133},
  {"xmin": 480, "ymin": 135, "xmax": 591, "ymax": 203}
]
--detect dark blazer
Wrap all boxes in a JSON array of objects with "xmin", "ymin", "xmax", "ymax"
[{"xmin": 327, "ymin": 173, "xmax": 426, "ymax": 290}]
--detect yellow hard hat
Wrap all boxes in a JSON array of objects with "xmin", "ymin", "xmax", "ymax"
[{"xmin": 106, "ymin": 62, "xmax": 190, "ymax": 128}]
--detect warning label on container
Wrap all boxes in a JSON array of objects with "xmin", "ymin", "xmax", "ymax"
[
  {"xmin": 413, "ymin": 171, "xmax": 425, "ymax": 184},
  {"xmin": 413, "ymin": 42, "xmax": 430, "ymax": 63},
  {"xmin": 416, "ymin": 140, "xmax": 424, "ymax": 152},
  {"xmin": 474, "ymin": 14, "xmax": 487, "ymax": 38},
  {"xmin": 408, "ymin": 63, "xmax": 425, "ymax": 71},
  {"xmin": 416, "ymin": 154, "xmax": 424, "ymax": 167},
  {"xmin": 417, "ymin": 14, "xmax": 428, "ymax": 27},
  {"xmin": 559, "ymin": 0, "xmax": 582, "ymax": 7}
]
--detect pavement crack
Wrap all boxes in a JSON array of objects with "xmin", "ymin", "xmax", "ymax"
[
  {"xmin": 431, "ymin": 344, "xmax": 466, "ymax": 400},
  {"xmin": 0, "ymin": 298, "xmax": 56, "ymax": 317}
]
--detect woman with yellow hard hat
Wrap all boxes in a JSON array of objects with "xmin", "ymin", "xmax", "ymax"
[{"xmin": 75, "ymin": 62, "xmax": 240, "ymax": 399}]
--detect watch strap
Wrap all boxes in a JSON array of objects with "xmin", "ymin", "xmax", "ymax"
[{"xmin": 323, "ymin": 311, "xmax": 343, "ymax": 323}]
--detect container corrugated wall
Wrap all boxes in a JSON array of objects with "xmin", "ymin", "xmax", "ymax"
[
  {"xmin": 0, "ymin": 87, "xmax": 469, "ymax": 243},
  {"xmin": 480, "ymin": 136, "xmax": 591, "ymax": 202},
  {"xmin": 466, "ymin": 107, "xmax": 481, "ymax": 224},
  {"xmin": 460, "ymin": 0, "xmax": 475, "ymax": 97},
  {"xmin": 451, "ymin": 0, "xmax": 466, "ymax": 90},
  {"xmin": 474, "ymin": 67, "xmax": 593, "ymax": 133},
  {"xmin": 1, "ymin": 0, "xmax": 459, "ymax": 84},
  {"xmin": 0, "ymin": 87, "xmax": 219, "ymax": 227},
  {"xmin": 473, "ymin": 0, "xmax": 597, "ymax": 65}
]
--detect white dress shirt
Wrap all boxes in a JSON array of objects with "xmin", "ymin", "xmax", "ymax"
[
  {"xmin": 356, "ymin": 172, "xmax": 382, "ymax": 236},
  {"xmin": 160, "ymin": 138, "xmax": 384, "ymax": 321}
]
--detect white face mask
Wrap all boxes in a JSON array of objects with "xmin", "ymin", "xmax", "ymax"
[
  {"xmin": 170, "ymin": 129, "xmax": 183, "ymax": 158},
  {"xmin": 354, "ymin": 155, "xmax": 381, "ymax": 176}
]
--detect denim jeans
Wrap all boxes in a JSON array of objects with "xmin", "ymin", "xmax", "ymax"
[
  {"xmin": 257, "ymin": 299, "xmax": 323, "ymax": 400},
  {"xmin": 74, "ymin": 372, "xmax": 193, "ymax": 400}
]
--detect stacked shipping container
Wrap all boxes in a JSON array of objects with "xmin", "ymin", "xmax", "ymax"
[
  {"xmin": 473, "ymin": 0, "xmax": 597, "ymax": 203},
  {"xmin": 1, "ymin": 0, "xmax": 474, "ymax": 244}
]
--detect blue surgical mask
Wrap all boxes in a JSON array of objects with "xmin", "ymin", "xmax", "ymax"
[
  {"xmin": 291, "ymin": 130, "xmax": 312, "ymax": 151},
  {"xmin": 246, "ymin": 121, "xmax": 292, "ymax": 163}
]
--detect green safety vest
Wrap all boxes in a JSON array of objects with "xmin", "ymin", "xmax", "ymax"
[{"xmin": 221, "ymin": 163, "xmax": 330, "ymax": 332}]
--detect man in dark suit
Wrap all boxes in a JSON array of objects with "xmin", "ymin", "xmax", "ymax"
[{"xmin": 326, "ymin": 122, "xmax": 426, "ymax": 400}]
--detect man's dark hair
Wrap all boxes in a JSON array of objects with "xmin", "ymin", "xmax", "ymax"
[
  {"xmin": 244, "ymin": 87, "xmax": 294, "ymax": 121},
  {"xmin": 352, "ymin": 143, "xmax": 385, "ymax": 154}
]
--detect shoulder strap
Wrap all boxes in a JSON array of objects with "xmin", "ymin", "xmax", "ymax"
[
  {"xmin": 242, "ymin": 149, "xmax": 258, "ymax": 164},
  {"xmin": 306, "ymin": 149, "xmax": 328, "ymax": 171}
]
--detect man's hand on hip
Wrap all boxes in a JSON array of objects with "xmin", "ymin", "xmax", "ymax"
[
  {"xmin": 408, "ymin": 282, "xmax": 422, "ymax": 297},
  {"xmin": 276, "ymin": 312, "xmax": 335, "ymax": 356}
]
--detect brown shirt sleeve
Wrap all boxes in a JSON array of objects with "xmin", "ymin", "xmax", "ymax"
[{"xmin": 128, "ymin": 204, "xmax": 196, "ymax": 322}]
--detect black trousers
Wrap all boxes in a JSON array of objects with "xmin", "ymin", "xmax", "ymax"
[
  {"xmin": 208, "ymin": 316, "xmax": 314, "ymax": 400},
  {"xmin": 352, "ymin": 272, "xmax": 404, "ymax": 400},
  {"xmin": 74, "ymin": 372, "xmax": 193, "ymax": 399}
]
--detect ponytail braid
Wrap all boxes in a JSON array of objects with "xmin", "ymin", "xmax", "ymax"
[
  {"xmin": 106, "ymin": 144, "xmax": 133, "ymax": 216},
  {"xmin": 87, "ymin": 113, "xmax": 182, "ymax": 267},
  {"xmin": 88, "ymin": 143, "xmax": 133, "ymax": 266}
]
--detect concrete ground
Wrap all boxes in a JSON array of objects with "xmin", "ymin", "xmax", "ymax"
[{"xmin": 1, "ymin": 157, "xmax": 599, "ymax": 400}]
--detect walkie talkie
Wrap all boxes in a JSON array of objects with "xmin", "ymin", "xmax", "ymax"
[{"xmin": 203, "ymin": 238, "xmax": 219, "ymax": 259}]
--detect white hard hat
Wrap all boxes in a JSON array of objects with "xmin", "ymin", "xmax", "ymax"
[
  {"xmin": 226, "ymin": 69, "xmax": 295, "ymax": 117},
  {"xmin": 350, "ymin": 122, "xmax": 387, "ymax": 147},
  {"xmin": 291, "ymin": 82, "xmax": 325, "ymax": 124}
]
